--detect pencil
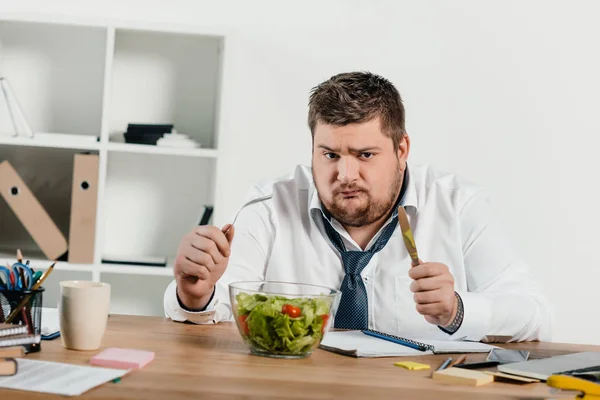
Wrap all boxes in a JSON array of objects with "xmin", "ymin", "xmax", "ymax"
[
  {"xmin": 31, "ymin": 262, "xmax": 55, "ymax": 290},
  {"xmin": 5, "ymin": 262, "xmax": 55, "ymax": 324},
  {"xmin": 16, "ymin": 249, "xmax": 23, "ymax": 264},
  {"xmin": 450, "ymin": 355, "xmax": 467, "ymax": 367},
  {"xmin": 436, "ymin": 357, "xmax": 453, "ymax": 371}
]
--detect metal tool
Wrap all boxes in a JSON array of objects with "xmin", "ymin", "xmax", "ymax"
[
  {"xmin": 397, "ymin": 206, "xmax": 420, "ymax": 266},
  {"xmin": 223, "ymin": 194, "xmax": 273, "ymax": 235}
]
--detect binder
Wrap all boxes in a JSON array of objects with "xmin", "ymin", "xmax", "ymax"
[
  {"xmin": 0, "ymin": 161, "xmax": 68, "ymax": 260},
  {"xmin": 67, "ymin": 153, "xmax": 99, "ymax": 264}
]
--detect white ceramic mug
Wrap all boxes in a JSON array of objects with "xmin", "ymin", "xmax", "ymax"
[{"xmin": 58, "ymin": 281, "xmax": 111, "ymax": 351}]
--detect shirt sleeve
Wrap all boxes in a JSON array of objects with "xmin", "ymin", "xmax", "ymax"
[
  {"xmin": 163, "ymin": 186, "xmax": 275, "ymax": 324},
  {"xmin": 449, "ymin": 189, "xmax": 555, "ymax": 342}
]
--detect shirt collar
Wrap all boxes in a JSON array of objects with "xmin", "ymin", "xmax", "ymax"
[{"xmin": 309, "ymin": 164, "xmax": 419, "ymax": 218}]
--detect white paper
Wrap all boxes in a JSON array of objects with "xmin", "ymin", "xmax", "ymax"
[
  {"xmin": 41, "ymin": 308, "xmax": 59, "ymax": 337},
  {"xmin": 0, "ymin": 359, "xmax": 128, "ymax": 396},
  {"xmin": 320, "ymin": 331, "xmax": 497, "ymax": 358}
]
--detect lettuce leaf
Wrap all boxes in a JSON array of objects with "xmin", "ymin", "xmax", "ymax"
[{"xmin": 236, "ymin": 292, "xmax": 331, "ymax": 355}]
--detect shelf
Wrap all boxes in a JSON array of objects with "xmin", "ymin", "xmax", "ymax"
[
  {"xmin": 0, "ymin": 134, "xmax": 101, "ymax": 151},
  {"xmin": 0, "ymin": 18, "xmax": 223, "ymax": 318},
  {"xmin": 103, "ymin": 153, "xmax": 215, "ymax": 260},
  {"xmin": 0, "ymin": 256, "xmax": 94, "ymax": 273},
  {"xmin": 2, "ymin": 256, "xmax": 174, "ymax": 277},
  {"xmin": 0, "ymin": 21, "xmax": 107, "ymax": 136},
  {"xmin": 109, "ymin": 28, "xmax": 223, "ymax": 149},
  {"xmin": 97, "ymin": 263, "xmax": 174, "ymax": 277},
  {"xmin": 106, "ymin": 142, "xmax": 218, "ymax": 158}
]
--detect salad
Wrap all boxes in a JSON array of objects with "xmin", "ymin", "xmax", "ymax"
[{"xmin": 235, "ymin": 292, "xmax": 331, "ymax": 355}]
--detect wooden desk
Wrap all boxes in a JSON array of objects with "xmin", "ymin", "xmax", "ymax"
[{"xmin": 1, "ymin": 315, "xmax": 592, "ymax": 399}]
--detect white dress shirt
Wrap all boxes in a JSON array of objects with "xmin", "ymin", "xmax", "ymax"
[{"xmin": 164, "ymin": 164, "xmax": 554, "ymax": 342}]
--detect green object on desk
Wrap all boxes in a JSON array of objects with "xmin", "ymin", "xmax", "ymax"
[
  {"xmin": 235, "ymin": 292, "xmax": 330, "ymax": 355},
  {"xmin": 112, "ymin": 377, "xmax": 121, "ymax": 383}
]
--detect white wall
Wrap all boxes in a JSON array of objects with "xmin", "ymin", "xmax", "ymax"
[{"xmin": 2, "ymin": 0, "xmax": 600, "ymax": 344}]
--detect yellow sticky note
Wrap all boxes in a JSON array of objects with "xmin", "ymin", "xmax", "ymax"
[{"xmin": 394, "ymin": 361, "xmax": 430, "ymax": 370}]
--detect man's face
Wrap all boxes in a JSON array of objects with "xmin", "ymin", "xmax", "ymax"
[{"xmin": 312, "ymin": 117, "xmax": 409, "ymax": 227}]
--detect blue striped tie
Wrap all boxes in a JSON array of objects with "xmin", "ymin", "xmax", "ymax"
[{"xmin": 322, "ymin": 215, "xmax": 399, "ymax": 330}]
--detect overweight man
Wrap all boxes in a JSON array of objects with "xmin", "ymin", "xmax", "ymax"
[{"xmin": 163, "ymin": 71, "xmax": 553, "ymax": 342}]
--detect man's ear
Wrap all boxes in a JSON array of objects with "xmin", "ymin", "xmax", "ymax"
[{"xmin": 398, "ymin": 133, "xmax": 410, "ymax": 167}]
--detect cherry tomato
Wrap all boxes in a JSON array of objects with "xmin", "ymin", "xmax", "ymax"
[
  {"xmin": 320, "ymin": 314, "xmax": 330, "ymax": 334},
  {"xmin": 282, "ymin": 304, "xmax": 302, "ymax": 318},
  {"xmin": 239, "ymin": 314, "xmax": 249, "ymax": 335}
]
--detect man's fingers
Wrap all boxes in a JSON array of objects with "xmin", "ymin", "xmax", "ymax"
[
  {"xmin": 182, "ymin": 245, "xmax": 215, "ymax": 270},
  {"xmin": 176, "ymin": 254, "xmax": 211, "ymax": 279},
  {"xmin": 190, "ymin": 236, "xmax": 225, "ymax": 266},
  {"xmin": 409, "ymin": 275, "xmax": 446, "ymax": 292},
  {"xmin": 195, "ymin": 226, "xmax": 231, "ymax": 257},
  {"xmin": 415, "ymin": 302, "xmax": 444, "ymax": 317},
  {"xmin": 413, "ymin": 289, "xmax": 443, "ymax": 304},
  {"xmin": 408, "ymin": 263, "xmax": 447, "ymax": 280}
]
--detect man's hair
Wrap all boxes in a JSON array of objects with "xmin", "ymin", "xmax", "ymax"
[{"xmin": 308, "ymin": 71, "xmax": 406, "ymax": 149}]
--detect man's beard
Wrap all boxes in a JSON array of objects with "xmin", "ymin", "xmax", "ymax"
[{"xmin": 315, "ymin": 166, "xmax": 403, "ymax": 228}]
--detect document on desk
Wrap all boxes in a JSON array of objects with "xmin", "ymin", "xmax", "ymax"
[
  {"xmin": 320, "ymin": 331, "xmax": 497, "ymax": 358},
  {"xmin": 0, "ymin": 359, "xmax": 128, "ymax": 396}
]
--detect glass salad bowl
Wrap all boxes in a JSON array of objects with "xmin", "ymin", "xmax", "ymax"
[{"xmin": 229, "ymin": 281, "xmax": 340, "ymax": 359}]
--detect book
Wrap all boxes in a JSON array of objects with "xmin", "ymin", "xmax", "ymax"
[
  {"xmin": 0, "ymin": 346, "xmax": 25, "ymax": 358},
  {"xmin": 319, "ymin": 330, "xmax": 497, "ymax": 358},
  {"xmin": 0, "ymin": 323, "xmax": 28, "ymax": 338},
  {"xmin": 0, "ymin": 358, "xmax": 17, "ymax": 376},
  {"xmin": 0, "ymin": 333, "xmax": 41, "ymax": 348}
]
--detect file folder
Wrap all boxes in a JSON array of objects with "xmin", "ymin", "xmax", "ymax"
[
  {"xmin": 0, "ymin": 160, "xmax": 68, "ymax": 260},
  {"xmin": 67, "ymin": 153, "xmax": 99, "ymax": 264}
]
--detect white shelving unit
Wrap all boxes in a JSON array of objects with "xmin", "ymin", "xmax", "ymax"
[{"xmin": 0, "ymin": 17, "xmax": 226, "ymax": 317}]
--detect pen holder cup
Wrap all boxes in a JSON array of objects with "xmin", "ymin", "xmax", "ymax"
[{"xmin": 0, "ymin": 287, "xmax": 44, "ymax": 353}]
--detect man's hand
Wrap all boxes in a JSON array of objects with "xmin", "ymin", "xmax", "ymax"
[
  {"xmin": 408, "ymin": 262, "xmax": 457, "ymax": 327},
  {"xmin": 173, "ymin": 224, "xmax": 235, "ymax": 310}
]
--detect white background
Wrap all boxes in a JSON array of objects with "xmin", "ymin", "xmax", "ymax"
[{"xmin": 1, "ymin": 0, "xmax": 599, "ymax": 344}]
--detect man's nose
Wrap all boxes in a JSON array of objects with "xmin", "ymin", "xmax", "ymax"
[{"xmin": 337, "ymin": 156, "xmax": 359, "ymax": 182}]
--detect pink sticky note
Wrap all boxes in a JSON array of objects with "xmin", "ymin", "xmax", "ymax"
[{"xmin": 90, "ymin": 347, "xmax": 155, "ymax": 370}]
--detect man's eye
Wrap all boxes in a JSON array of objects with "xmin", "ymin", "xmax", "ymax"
[
  {"xmin": 360, "ymin": 152, "xmax": 373, "ymax": 159},
  {"xmin": 324, "ymin": 153, "xmax": 339, "ymax": 159}
]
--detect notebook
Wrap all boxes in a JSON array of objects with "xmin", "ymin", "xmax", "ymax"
[
  {"xmin": 41, "ymin": 307, "xmax": 60, "ymax": 339},
  {"xmin": 319, "ymin": 330, "xmax": 497, "ymax": 358},
  {"xmin": 90, "ymin": 348, "xmax": 155, "ymax": 370},
  {"xmin": 0, "ymin": 333, "xmax": 41, "ymax": 348},
  {"xmin": 0, "ymin": 323, "xmax": 28, "ymax": 337}
]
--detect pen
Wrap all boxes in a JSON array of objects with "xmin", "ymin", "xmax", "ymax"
[
  {"xmin": 450, "ymin": 355, "xmax": 467, "ymax": 367},
  {"xmin": 437, "ymin": 357, "xmax": 453, "ymax": 371},
  {"xmin": 5, "ymin": 262, "xmax": 55, "ymax": 323},
  {"xmin": 362, "ymin": 329, "xmax": 430, "ymax": 352}
]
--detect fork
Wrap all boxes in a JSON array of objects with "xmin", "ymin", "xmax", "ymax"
[{"xmin": 223, "ymin": 194, "xmax": 273, "ymax": 235}]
